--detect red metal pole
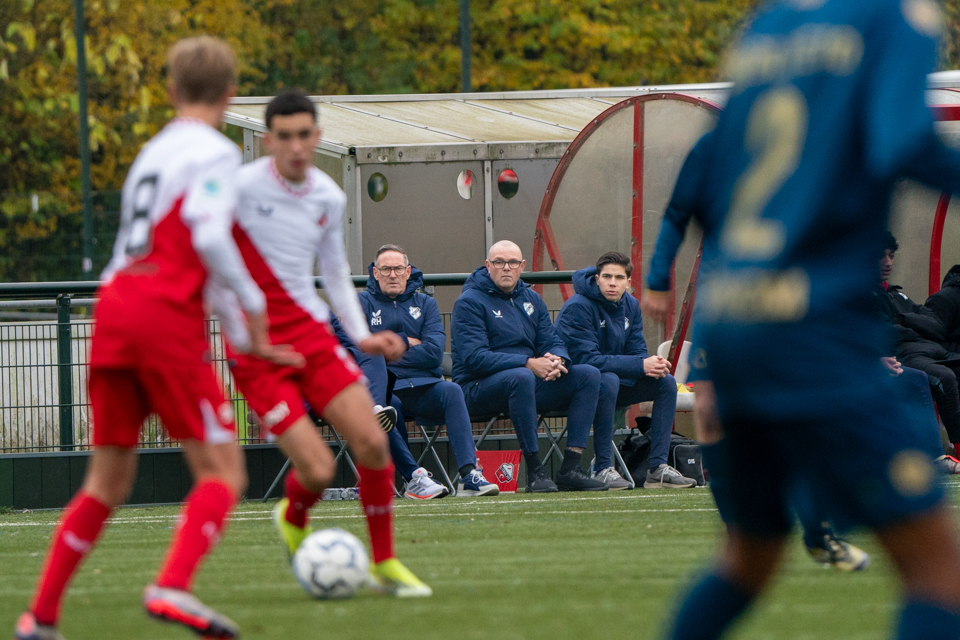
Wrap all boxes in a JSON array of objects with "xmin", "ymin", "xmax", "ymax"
[
  {"xmin": 630, "ymin": 101, "xmax": 645, "ymax": 302},
  {"xmin": 930, "ymin": 193, "xmax": 950, "ymax": 296}
]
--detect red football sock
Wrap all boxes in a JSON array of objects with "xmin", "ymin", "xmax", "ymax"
[
  {"xmin": 358, "ymin": 464, "xmax": 395, "ymax": 564},
  {"xmin": 155, "ymin": 479, "xmax": 236, "ymax": 591},
  {"xmin": 284, "ymin": 470, "xmax": 321, "ymax": 528},
  {"xmin": 31, "ymin": 492, "xmax": 111, "ymax": 625}
]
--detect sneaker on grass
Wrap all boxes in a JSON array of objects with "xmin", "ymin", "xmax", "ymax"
[
  {"xmin": 555, "ymin": 467, "xmax": 608, "ymax": 492},
  {"xmin": 369, "ymin": 558, "xmax": 433, "ymax": 597},
  {"xmin": 14, "ymin": 612, "xmax": 65, "ymax": 640},
  {"xmin": 457, "ymin": 469, "xmax": 500, "ymax": 496},
  {"xmin": 526, "ymin": 467, "xmax": 558, "ymax": 493},
  {"xmin": 644, "ymin": 464, "xmax": 697, "ymax": 489},
  {"xmin": 404, "ymin": 467, "xmax": 449, "ymax": 500},
  {"xmin": 592, "ymin": 466, "xmax": 632, "ymax": 490},
  {"xmin": 143, "ymin": 585, "xmax": 239, "ymax": 639},
  {"xmin": 936, "ymin": 454, "xmax": 960, "ymax": 475},
  {"xmin": 805, "ymin": 533, "xmax": 870, "ymax": 572},
  {"xmin": 273, "ymin": 497, "xmax": 310, "ymax": 562}
]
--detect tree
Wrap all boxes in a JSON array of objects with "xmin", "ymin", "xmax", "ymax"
[
  {"xmin": 5, "ymin": 0, "xmax": 960, "ymax": 282},
  {"xmin": 248, "ymin": 0, "xmax": 764, "ymax": 96},
  {"xmin": 0, "ymin": 0, "xmax": 274, "ymax": 279}
]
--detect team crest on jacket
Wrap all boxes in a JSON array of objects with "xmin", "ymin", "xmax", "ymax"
[
  {"xmin": 625, "ymin": 318, "xmax": 630, "ymax": 330},
  {"xmin": 409, "ymin": 306, "xmax": 421, "ymax": 319},
  {"xmin": 599, "ymin": 319, "xmax": 606, "ymax": 328},
  {"xmin": 523, "ymin": 302, "xmax": 534, "ymax": 316},
  {"xmin": 371, "ymin": 310, "xmax": 382, "ymax": 326}
]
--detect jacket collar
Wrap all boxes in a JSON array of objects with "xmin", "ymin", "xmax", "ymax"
[
  {"xmin": 573, "ymin": 266, "xmax": 625, "ymax": 312},
  {"xmin": 463, "ymin": 266, "xmax": 529, "ymax": 300},
  {"xmin": 365, "ymin": 262, "xmax": 424, "ymax": 303}
]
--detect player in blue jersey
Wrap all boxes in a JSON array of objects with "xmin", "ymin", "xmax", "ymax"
[
  {"xmin": 645, "ymin": 131, "xmax": 876, "ymax": 570},
  {"xmin": 642, "ymin": 0, "xmax": 960, "ymax": 637}
]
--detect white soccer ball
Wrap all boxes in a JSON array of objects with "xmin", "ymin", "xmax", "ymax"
[{"xmin": 292, "ymin": 528, "xmax": 370, "ymax": 599}]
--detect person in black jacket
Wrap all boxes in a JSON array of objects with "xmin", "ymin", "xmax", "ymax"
[
  {"xmin": 916, "ymin": 264, "xmax": 960, "ymax": 353},
  {"xmin": 876, "ymin": 232, "xmax": 960, "ymax": 460}
]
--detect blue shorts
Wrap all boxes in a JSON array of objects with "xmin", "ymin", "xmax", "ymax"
[
  {"xmin": 710, "ymin": 380, "xmax": 943, "ymax": 536},
  {"xmin": 697, "ymin": 316, "xmax": 945, "ymax": 536},
  {"xmin": 706, "ymin": 365, "xmax": 946, "ymax": 534}
]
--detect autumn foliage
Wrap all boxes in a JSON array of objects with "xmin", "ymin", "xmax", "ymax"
[{"xmin": 1, "ymin": 0, "xmax": 958, "ymax": 280}]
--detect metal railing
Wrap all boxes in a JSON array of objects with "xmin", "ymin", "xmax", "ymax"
[{"xmin": 0, "ymin": 272, "xmax": 575, "ymax": 453}]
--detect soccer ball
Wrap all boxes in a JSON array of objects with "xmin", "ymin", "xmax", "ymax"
[{"xmin": 292, "ymin": 528, "xmax": 370, "ymax": 599}]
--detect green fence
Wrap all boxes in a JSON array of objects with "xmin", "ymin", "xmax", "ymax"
[{"xmin": 0, "ymin": 272, "xmax": 575, "ymax": 454}]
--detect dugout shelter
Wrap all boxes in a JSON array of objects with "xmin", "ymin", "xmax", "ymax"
[
  {"xmin": 223, "ymin": 84, "xmax": 725, "ymax": 316},
  {"xmin": 226, "ymin": 73, "xmax": 960, "ymax": 346}
]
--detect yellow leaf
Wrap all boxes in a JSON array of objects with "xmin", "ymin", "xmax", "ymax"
[
  {"xmin": 6, "ymin": 22, "xmax": 37, "ymax": 52},
  {"xmin": 63, "ymin": 34, "xmax": 77, "ymax": 65},
  {"xmin": 106, "ymin": 42, "xmax": 120, "ymax": 66}
]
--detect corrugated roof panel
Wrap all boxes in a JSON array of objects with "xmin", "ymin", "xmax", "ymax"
[
  {"xmin": 466, "ymin": 98, "xmax": 610, "ymax": 130},
  {"xmin": 343, "ymin": 100, "xmax": 578, "ymax": 142},
  {"xmin": 226, "ymin": 103, "xmax": 266, "ymax": 121},
  {"xmin": 226, "ymin": 77, "xmax": 960, "ymax": 150},
  {"xmin": 226, "ymin": 103, "xmax": 468, "ymax": 146}
]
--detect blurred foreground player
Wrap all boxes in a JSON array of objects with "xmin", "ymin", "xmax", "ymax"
[
  {"xmin": 643, "ymin": 133, "xmax": 870, "ymax": 569},
  {"xmin": 647, "ymin": 0, "xmax": 960, "ymax": 638},
  {"xmin": 228, "ymin": 89, "xmax": 432, "ymax": 597},
  {"xmin": 14, "ymin": 37, "xmax": 302, "ymax": 640}
]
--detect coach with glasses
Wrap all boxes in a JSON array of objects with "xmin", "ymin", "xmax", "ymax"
[
  {"xmin": 334, "ymin": 244, "xmax": 499, "ymax": 498},
  {"xmin": 451, "ymin": 240, "xmax": 612, "ymax": 493}
]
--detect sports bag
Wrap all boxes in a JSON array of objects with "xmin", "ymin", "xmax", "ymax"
[
  {"xmin": 670, "ymin": 439, "xmax": 705, "ymax": 487},
  {"xmin": 617, "ymin": 424, "xmax": 705, "ymax": 486}
]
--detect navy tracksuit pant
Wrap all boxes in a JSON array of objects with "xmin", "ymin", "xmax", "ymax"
[
  {"xmin": 355, "ymin": 351, "xmax": 477, "ymax": 480},
  {"xmin": 594, "ymin": 372, "xmax": 678, "ymax": 471},
  {"xmin": 461, "ymin": 364, "xmax": 607, "ymax": 457}
]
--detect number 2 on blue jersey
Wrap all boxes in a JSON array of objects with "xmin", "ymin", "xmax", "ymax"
[{"xmin": 722, "ymin": 86, "xmax": 808, "ymax": 260}]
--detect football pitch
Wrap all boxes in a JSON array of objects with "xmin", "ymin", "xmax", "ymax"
[{"xmin": 5, "ymin": 481, "xmax": 956, "ymax": 640}]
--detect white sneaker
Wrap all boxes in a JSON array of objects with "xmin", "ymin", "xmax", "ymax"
[
  {"xmin": 592, "ymin": 466, "xmax": 632, "ymax": 490},
  {"xmin": 404, "ymin": 468, "xmax": 449, "ymax": 500},
  {"xmin": 806, "ymin": 533, "xmax": 871, "ymax": 572}
]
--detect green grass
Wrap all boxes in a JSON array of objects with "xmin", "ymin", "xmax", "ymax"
[{"xmin": 5, "ymin": 482, "xmax": 957, "ymax": 640}]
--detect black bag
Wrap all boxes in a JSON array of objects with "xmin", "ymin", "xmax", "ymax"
[
  {"xmin": 617, "ymin": 426, "xmax": 705, "ymax": 487},
  {"xmin": 671, "ymin": 439, "xmax": 705, "ymax": 487},
  {"xmin": 617, "ymin": 430, "xmax": 652, "ymax": 485}
]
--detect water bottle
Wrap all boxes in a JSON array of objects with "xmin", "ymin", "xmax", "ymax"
[
  {"xmin": 321, "ymin": 487, "xmax": 360, "ymax": 501},
  {"xmin": 321, "ymin": 488, "xmax": 343, "ymax": 501}
]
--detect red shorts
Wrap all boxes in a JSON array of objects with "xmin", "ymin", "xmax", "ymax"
[
  {"xmin": 90, "ymin": 279, "xmax": 208, "ymax": 369},
  {"xmin": 89, "ymin": 364, "xmax": 236, "ymax": 448},
  {"xmin": 229, "ymin": 328, "xmax": 363, "ymax": 437}
]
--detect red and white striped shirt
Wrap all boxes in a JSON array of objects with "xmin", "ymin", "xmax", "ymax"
[{"xmin": 231, "ymin": 156, "xmax": 370, "ymax": 348}]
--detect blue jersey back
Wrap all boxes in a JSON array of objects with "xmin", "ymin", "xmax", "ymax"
[{"xmin": 681, "ymin": 0, "xmax": 960, "ymax": 415}]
